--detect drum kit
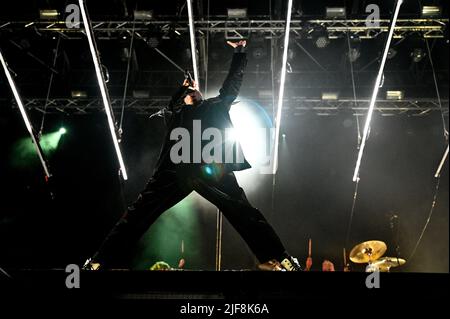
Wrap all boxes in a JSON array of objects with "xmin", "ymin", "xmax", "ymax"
[{"xmin": 349, "ymin": 240, "xmax": 406, "ymax": 272}]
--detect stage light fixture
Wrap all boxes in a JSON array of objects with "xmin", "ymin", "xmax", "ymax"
[
  {"xmin": 386, "ymin": 90, "xmax": 404, "ymax": 100},
  {"xmin": 134, "ymin": 10, "xmax": 154, "ymax": 21},
  {"xmin": 71, "ymin": 90, "xmax": 87, "ymax": 98},
  {"xmin": 422, "ymin": 6, "xmax": 442, "ymax": 18},
  {"xmin": 227, "ymin": 8, "xmax": 248, "ymax": 19},
  {"xmin": 79, "ymin": 0, "xmax": 128, "ymax": 180},
  {"xmin": 59, "ymin": 127, "xmax": 67, "ymax": 135},
  {"xmin": 39, "ymin": 9, "xmax": 59, "ymax": 20},
  {"xmin": 147, "ymin": 35, "xmax": 161, "ymax": 48},
  {"xmin": 313, "ymin": 28, "xmax": 330, "ymax": 49},
  {"xmin": 0, "ymin": 49, "xmax": 51, "ymax": 178},
  {"xmin": 322, "ymin": 92, "xmax": 339, "ymax": 100},
  {"xmin": 132, "ymin": 90, "xmax": 150, "ymax": 98},
  {"xmin": 353, "ymin": 0, "xmax": 404, "ymax": 182},
  {"xmin": 187, "ymin": 0, "xmax": 200, "ymax": 87},
  {"xmin": 273, "ymin": 0, "xmax": 293, "ymax": 174},
  {"xmin": 411, "ymin": 48, "xmax": 425, "ymax": 63},
  {"xmin": 326, "ymin": 7, "xmax": 346, "ymax": 19},
  {"xmin": 387, "ymin": 48, "xmax": 397, "ymax": 60}
]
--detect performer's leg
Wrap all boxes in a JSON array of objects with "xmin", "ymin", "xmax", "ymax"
[
  {"xmin": 90, "ymin": 170, "xmax": 191, "ymax": 268},
  {"xmin": 191, "ymin": 172, "xmax": 288, "ymax": 265}
]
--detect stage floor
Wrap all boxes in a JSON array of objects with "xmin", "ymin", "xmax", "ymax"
[{"xmin": 2, "ymin": 269, "xmax": 448, "ymax": 300}]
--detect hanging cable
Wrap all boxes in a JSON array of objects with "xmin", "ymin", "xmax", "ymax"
[
  {"xmin": 345, "ymin": 178, "xmax": 360, "ymax": 249},
  {"xmin": 39, "ymin": 35, "xmax": 61, "ymax": 136},
  {"xmin": 408, "ymin": 177, "xmax": 442, "ymax": 262},
  {"xmin": 425, "ymin": 39, "xmax": 448, "ymax": 140},
  {"xmin": 344, "ymin": 32, "xmax": 363, "ymax": 247},
  {"xmin": 346, "ymin": 32, "xmax": 362, "ymax": 147},
  {"xmin": 119, "ymin": 14, "xmax": 137, "ymax": 133}
]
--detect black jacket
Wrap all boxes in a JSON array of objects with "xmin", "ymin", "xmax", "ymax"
[{"xmin": 153, "ymin": 50, "xmax": 251, "ymax": 175}]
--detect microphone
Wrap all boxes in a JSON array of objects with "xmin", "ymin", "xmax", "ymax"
[
  {"xmin": 185, "ymin": 70, "xmax": 194, "ymax": 86},
  {"xmin": 149, "ymin": 109, "xmax": 165, "ymax": 119}
]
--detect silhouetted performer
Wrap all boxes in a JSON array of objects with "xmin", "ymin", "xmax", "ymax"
[{"xmin": 84, "ymin": 41, "xmax": 301, "ymax": 271}]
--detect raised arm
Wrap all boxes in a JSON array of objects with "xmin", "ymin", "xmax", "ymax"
[
  {"xmin": 217, "ymin": 40, "xmax": 248, "ymax": 109},
  {"xmin": 168, "ymin": 79, "xmax": 191, "ymax": 111}
]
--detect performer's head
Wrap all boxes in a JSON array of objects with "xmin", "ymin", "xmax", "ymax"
[
  {"xmin": 184, "ymin": 88, "xmax": 203, "ymax": 105},
  {"xmin": 182, "ymin": 79, "xmax": 203, "ymax": 105}
]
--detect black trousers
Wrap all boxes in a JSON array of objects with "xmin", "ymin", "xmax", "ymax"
[{"xmin": 93, "ymin": 169, "xmax": 286, "ymax": 268}]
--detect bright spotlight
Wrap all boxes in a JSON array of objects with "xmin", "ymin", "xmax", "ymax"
[
  {"xmin": 229, "ymin": 100, "xmax": 274, "ymax": 169},
  {"xmin": 59, "ymin": 127, "xmax": 67, "ymax": 135},
  {"xmin": 422, "ymin": 6, "xmax": 442, "ymax": 18}
]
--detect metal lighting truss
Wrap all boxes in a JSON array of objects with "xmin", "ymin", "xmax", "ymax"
[
  {"xmin": 7, "ymin": 97, "xmax": 448, "ymax": 117},
  {"xmin": 0, "ymin": 18, "xmax": 447, "ymax": 39}
]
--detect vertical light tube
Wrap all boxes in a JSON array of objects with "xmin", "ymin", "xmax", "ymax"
[
  {"xmin": 0, "ymin": 49, "xmax": 51, "ymax": 179},
  {"xmin": 273, "ymin": 0, "xmax": 293, "ymax": 174},
  {"xmin": 352, "ymin": 0, "xmax": 403, "ymax": 182},
  {"xmin": 435, "ymin": 145, "xmax": 449, "ymax": 178},
  {"xmin": 79, "ymin": 0, "xmax": 128, "ymax": 180},
  {"xmin": 187, "ymin": 0, "xmax": 200, "ymax": 87}
]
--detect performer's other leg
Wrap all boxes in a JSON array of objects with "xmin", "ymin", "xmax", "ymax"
[
  {"xmin": 91, "ymin": 171, "xmax": 191, "ymax": 268},
  {"xmin": 191, "ymin": 172, "xmax": 286, "ymax": 264}
]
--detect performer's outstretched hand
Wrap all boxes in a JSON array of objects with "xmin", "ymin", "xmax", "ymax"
[
  {"xmin": 183, "ymin": 79, "xmax": 198, "ymax": 90},
  {"xmin": 227, "ymin": 40, "xmax": 247, "ymax": 48}
]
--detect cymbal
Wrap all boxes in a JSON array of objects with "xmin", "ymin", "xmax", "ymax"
[
  {"xmin": 349, "ymin": 240, "xmax": 387, "ymax": 264},
  {"xmin": 373, "ymin": 257, "xmax": 406, "ymax": 271}
]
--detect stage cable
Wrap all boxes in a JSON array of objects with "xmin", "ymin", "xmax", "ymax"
[
  {"xmin": 119, "ymin": 5, "xmax": 137, "ymax": 133},
  {"xmin": 346, "ymin": 32, "xmax": 362, "ymax": 146},
  {"xmin": 345, "ymin": 178, "xmax": 360, "ymax": 249},
  {"xmin": 116, "ymin": 4, "xmax": 139, "ymax": 219},
  {"xmin": 344, "ymin": 31, "xmax": 363, "ymax": 249},
  {"xmin": 406, "ymin": 31, "xmax": 448, "ymax": 262},
  {"xmin": 408, "ymin": 176, "xmax": 442, "ymax": 262},
  {"xmin": 425, "ymin": 38, "xmax": 448, "ymax": 140},
  {"xmin": 39, "ymin": 0, "xmax": 71, "ymax": 136},
  {"xmin": 39, "ymin": 35, "xmax": 61, "ymax": 136}
]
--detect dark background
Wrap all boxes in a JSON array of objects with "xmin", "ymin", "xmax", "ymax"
[{"xmin": 0, "ymin": 0, "xmax": 448, "ymax": 272}]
